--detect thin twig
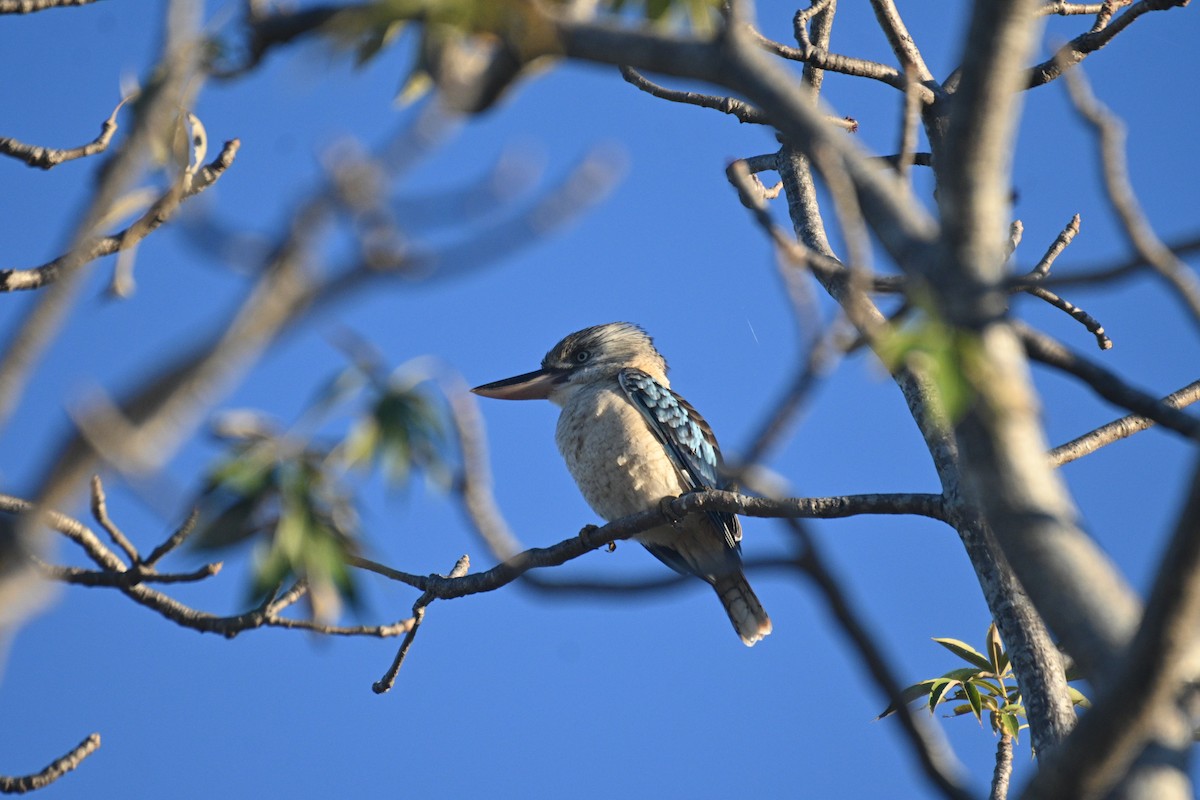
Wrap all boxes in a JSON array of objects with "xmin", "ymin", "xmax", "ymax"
[
  {"xmin": 89, "ymin": 475, "xmax": 139, "ymax": 563},
  {"xmin": 1022, "ymin": 285, "xmax": 1112, "ymax": 350},
  {"xmin": 0, "ymin": 140, "xmax": 241, "ymax": 293},
  {"xmin": 0, "ymin": 733, "xmax": 100, "ymax": 794},
  {"xmin": 0, "ymin": 0, "xmax": 96, "ymax": 12},
  {"xmin": 372, "ymin": 555, "xmax": 470, "ymax": 694},
  {"xmin": 1049, "ymin": 379, "xmax": 1200, "ymax": 466},
  {"xmin": 0, "ymin": 94, "xmax": 132, "ymax": 168},
  {"xmin": 619, "ymin": 66, "xmax": 767, "ymax": 124},
  {"xmin": 1028, "ymin": 0, "xmax": 1186, "ymax": 88}
]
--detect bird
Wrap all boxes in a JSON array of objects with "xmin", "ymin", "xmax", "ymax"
[{"xmin": 471, "ymin": 322, "xmax": 772, "ymax": 646}]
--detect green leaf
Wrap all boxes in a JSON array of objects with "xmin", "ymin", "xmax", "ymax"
[
  {"xmin": 877, "ymin": 680, "xmax": 939, "ymax": 719},
  {"xmin": 998, "ymin": 711, "xmax": 1021, "ymax": 740},
  {"xmin": 928, "ymin": 678, "xmax": 959, "ymax": 712},
  {"xmin": 933, "ymin": 638, "xmax": 994, "ymax": 672},
  {"xmin": 940, "ymin": 666, "xmax": 985, "ymax": 684},
  {"xmin": 964, "ymin": 681, "xmax": 984, "ymax": 722},
  {"xmin": 1067, "ymin": 686, "xmax": 1092, "ymax": 709},
  {"xmin": 986, "ymin": 621, "xmax": 1009, "ymax": 676}
]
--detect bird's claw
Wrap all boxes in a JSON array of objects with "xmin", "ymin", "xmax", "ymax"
[{"xmin": 659, "ymin": 495, "xmax": 686, "ymax": 524}]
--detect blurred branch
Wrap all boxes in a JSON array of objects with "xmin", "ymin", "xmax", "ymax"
[
  {"xmin": 1018, "ymin": 323, "xmax": 1200, "ymax": 443},
  {"xmin": 1022, "ymin": 461, "xmax": 1200, "ymax": 799},
  {"xmin": 0, "ymin": 733, "xmax": 100, "ymax": 794},
  {"xmin": 0, "ymin": 94, "xmax": 131, "ymax": 169},
  {"xmin": 1049, "ymin": 379, "xmax": 1200, "ymax": 466},
  {"xmin": 1027, "ymin": 232, "xmax": 1200, "ymax": 290},
  {"xmin": 785, "ymin": 518, "xmax": 972, "ymax": 800},
  {"xmin": 1062, "ymin": 61, "xmax": 1200, "ymax": 329}
]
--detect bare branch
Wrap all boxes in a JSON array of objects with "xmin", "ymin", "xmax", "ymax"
[
  {"xmin": 0, "ymin": 493, "xmax": 408, "ymax": 639},
  {"xmin": 141, "ymin": 507, "xmax": 199, "ymax": 568},
  {"xmin": 868, "ymin": 0, "xmax": 935, "ymax": 85},
  {"xmin": 1049, "ymin": 379, "xmax": 1200, "ymax": 466},
  {"xmin": 0, "ymin": 94, "xmax": 130, "ymax": 168},
  {"xmin": 89, "ymin": 475, "xmax": 139, "ymax": 563},
  {"xmin": 1018, "ymin": 323, "xmax": 1200, "ymax": 443},
  {"xmin": 1028, "ymin": 0, "xmax": 1188, "ymax": 89},
  {"xmin": 37, "ymin": 560, "xmax": 222, "ymax": 587},
  {"xmin": 1038, "ymin": 2, "xmax": 1124, "ymax": 16},
  {"xmin": 619, "ymin": 66, "xmax": 767, "ymax": 124},
  {"xmin": 1061, "ymin": 64, "xmax": 1200, "ymax": 328},
  {"xmin": 1021, "ymin": 285, "xmax": 1112, "ymax": 350},
  {"xmin": 1036, "ymin": 232, "xmax": 1200, "ymax": 290},
  {"xmin": 351, "ymin": 490, "xmax": 950, "ymax": 600},
  {"xmin": 372, "ymin": 555, "xmax": 470, "ymax": 694},
  {"xmin": 0, "ymin": 139, "xmax": 241, "ymax": 293},
  {"xmin": 745, "ymin": 24, "xmax": 934, "ymax": 102},
  {"xmin": 1029, "ymin": 213, "xmax": 1082, "ymax": 280},
  {"xmin": 0, "ymin": 0, "xmax": 95, "ymax": 11},
  {"xmin": 798, "ymin": 0, "xmax": 836, "ymax": 96},
  {"xmin": 0, "ymin": 733, "xmax": 100, "ymax": 794}
]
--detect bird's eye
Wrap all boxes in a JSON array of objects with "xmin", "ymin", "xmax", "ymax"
[{"xmin": 575, "ymin": 350, "xmax": 591, "ymax": 363}]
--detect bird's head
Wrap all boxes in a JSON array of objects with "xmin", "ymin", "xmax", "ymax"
[{"xmin": 472, "ymin": 322, "xmax": 668, "ymax": 406}]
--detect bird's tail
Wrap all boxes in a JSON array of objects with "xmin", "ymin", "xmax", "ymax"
[{"xmin": 712, "ymin": 572, "xmax": 772, "ymax": 647}]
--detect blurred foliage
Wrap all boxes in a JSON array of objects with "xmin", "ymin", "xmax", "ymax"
[
  {"xmin": 879, "ymin": 622, "xmax": 1090, "ymax": 745},
  {"xmin": 324, "ymin": 0, "xmax": 723, "ymax": 111},
  {"xmin": 877, "ymin": 306, "xmax": 985, "ymax": 424},
  {"xmin": 192, "ymin": 355, "xmax": 451, "ymax": 622}
]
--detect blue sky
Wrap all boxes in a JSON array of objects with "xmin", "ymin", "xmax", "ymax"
[{"xmin": 2, "ymin": 1, "xmax": 1198, "ymax": 797}]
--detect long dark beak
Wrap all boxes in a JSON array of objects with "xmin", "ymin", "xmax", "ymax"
[{"xmin": 471, "ymin": 368, "xmax": 559, "ymax": 400}]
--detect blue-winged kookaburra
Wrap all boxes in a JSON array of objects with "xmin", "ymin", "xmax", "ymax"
[{"xmin": 472, "ymin": 322, "xmax": 772, "ymax": 646}]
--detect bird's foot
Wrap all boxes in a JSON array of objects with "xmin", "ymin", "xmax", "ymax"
[
  {"xmin": 659, "ymin": 495, "xmax": 686, "ymax": 524},
  {"xmin": 578, "ymin": 523, "xmax": 617, "ymax": 552}
]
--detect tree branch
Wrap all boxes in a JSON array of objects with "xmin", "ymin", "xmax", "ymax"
[
  {"xmin": 1061, "ymin": 61, "xmax": 1200, "ymax": 328},
  {"xmin": 1027, "ymin": 0, "xmax": 1189, "ymax": 89},
  {"xmin": 0, "ymin": 733, "xmax": 100, "ymax": 794},
  {"xmin": 1022, "ymin": 460, "xmax": 1200, "ymax": 799},
  {"xmin": 619, "ymin": 66, "xmax": 767, "ymax": 124},
  {"xmin": 1049, "ymin": 379, "xmax": 1200, "ymax": 466},
  {"xmin": 0, "ymin": 94, "xmax": 130, "ymax": 169},
  {"xmin": 0, "ymin": 139, "xmax": 240, "ymax": 293},
  {"xmin": 0, "ymin": 0, "xmax": 95, "ymax": 12},
  {"xmin": 1018, "ymin": 323, "xmax": 1200, "ymax": 443}
]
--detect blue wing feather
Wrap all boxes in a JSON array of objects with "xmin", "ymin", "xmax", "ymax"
[{"xmin": 618, "ymin": 368, "xmax": 741, "ymax": 552}]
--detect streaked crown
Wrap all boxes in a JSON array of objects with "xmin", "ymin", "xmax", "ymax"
[{"xmin": 542, "ymin": 322, "xmax": 668, "ymax": 385}]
